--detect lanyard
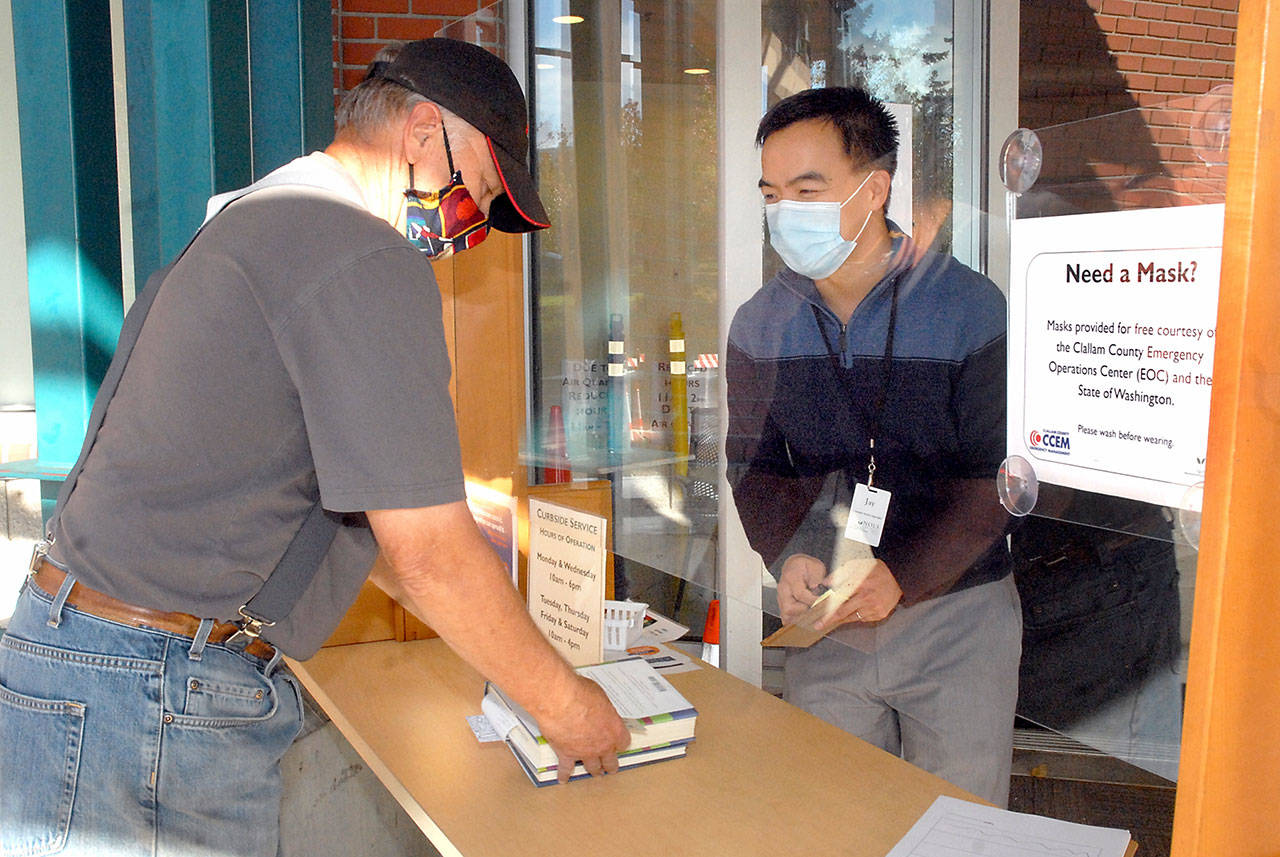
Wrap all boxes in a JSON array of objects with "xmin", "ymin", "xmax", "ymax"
[{"xmin": 810, "ymin": 270, "xmax": 902, "ymax": 488}]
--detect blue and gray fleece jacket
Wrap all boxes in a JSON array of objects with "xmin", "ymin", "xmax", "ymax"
[{"xmin": 725, "ymin": 232, "xmax": 1012, "ymax": 604}]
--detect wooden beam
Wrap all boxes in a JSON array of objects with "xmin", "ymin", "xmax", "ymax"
[{"xmin": 1172, "ymin": 0, "xmax": 1280, "ymax": 852}]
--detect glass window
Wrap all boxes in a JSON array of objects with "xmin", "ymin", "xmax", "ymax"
[
  {"xmin": 1003, "ymin": 1, "xmax": 1236, "ymax": 786},
  {"xmin": 525, "ymin": 0, "xmax": 1238, "ymax": 816},
  {"xmin": 744, "ymin": 0, "xmax": 1237, "ymax": 802},
  {"xmin": 527, "ymin": 1, "xmax": 721, "ymax": 618},
  {"xmin": 762, "ymin": 0, "xmax": 985, "ymax": 268}
]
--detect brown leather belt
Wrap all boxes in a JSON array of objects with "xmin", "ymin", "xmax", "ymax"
[{"xmin": 31, "ymin": 561, "xmax": 276, "ymax": 662}]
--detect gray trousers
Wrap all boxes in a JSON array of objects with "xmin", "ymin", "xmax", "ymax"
[{"xmin": 784, "ymin": 575, "xmax": 1022, "ymax": 806}]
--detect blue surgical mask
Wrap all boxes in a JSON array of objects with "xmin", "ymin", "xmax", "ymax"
[{"xmin": 765, "ymin": 171, "xmax": 874, "ymax": 280}]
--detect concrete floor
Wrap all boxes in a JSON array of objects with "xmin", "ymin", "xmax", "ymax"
[{"xmin": 281, "ymin": 688, "xmax": 440, "ymax": 857}]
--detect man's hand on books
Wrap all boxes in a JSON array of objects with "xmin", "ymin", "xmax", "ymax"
[{"xmin": 540, "ymin": 676, "xmax": 631, "ymax": 784}]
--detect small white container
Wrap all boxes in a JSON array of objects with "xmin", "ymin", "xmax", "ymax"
[{"xmin": 603, "ymin": 600, "xmax": 648, "ymax": 650}]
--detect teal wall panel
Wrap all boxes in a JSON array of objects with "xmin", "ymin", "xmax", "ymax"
[
  {"xmin": 249, "ymin": 0, "xmax": 335, "ymax": 178},
  {"xmin": 124, "ymin": 0, "xmax": 332, "ymax": 279},
  {"xmin": 209, "ymin": 0, "xmax": 251, "ymax": 189},
  {"xmin": 299, "ymin": 0, "xmax": 333, "ymax": 155},
  {"xmin": 8, "ymin": 0, "xmax": 332, "ymax": 517},
  {"xmin": 150, "ymin": 1, "xmax": 216, "ymax": 263},
  {"xmin": 122, "ymin": 0, "xmax": 219, "ymax": 275},
  {"xmin": 250, "ymin": 0, "xmax": 304, "ymax": 177},
  {"xmin": 120, "ymin": 0, "xmax": 161, "ymax": 283},
  {"xmin": 11, "ymin": 0, "xmax": 123, "ymax": 468}
]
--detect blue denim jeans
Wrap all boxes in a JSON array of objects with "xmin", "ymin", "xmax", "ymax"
[{"xmin": 0, "ymin": 574, "xmax": 304, "ymax": 856}]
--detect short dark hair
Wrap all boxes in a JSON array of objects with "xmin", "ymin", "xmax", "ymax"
[{"xmin": 756, "ymin": 87, "xmax": 899, "ymax": 177}]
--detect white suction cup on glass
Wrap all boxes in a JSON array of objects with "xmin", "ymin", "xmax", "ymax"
[
  {"xmin": 1190, "ymin": 85, "xmax": 1232, "ymax": 166},
  {"xmin": 1175, "ymin": 482, "xmax": 1204, "ymax": 550},
  {"xmin": 1000, "ymin": 128, "xmax": 1043, "ymax": 195},
  {"xmin": 997, "ymin": 455, "xmax": 1039, "ymax": 517}
]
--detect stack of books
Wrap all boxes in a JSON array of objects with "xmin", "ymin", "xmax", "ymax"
[{"xmin": 482, "ymin": 657, "xmax": 697, "ymax": 786}]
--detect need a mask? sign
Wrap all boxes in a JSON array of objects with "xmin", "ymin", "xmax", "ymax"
[{"xmin": 1006, "ymin": 204, "xmax": 1223, "ymax": 512}]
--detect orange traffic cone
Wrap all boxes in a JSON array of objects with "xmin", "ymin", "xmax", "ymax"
[
  {"xmin": 543, "ymin": 405, "xmax": 570, "ymax": 484},
  {"xmin": 700, "ymin": 599, "xmax": 720, "ymax": 667}
]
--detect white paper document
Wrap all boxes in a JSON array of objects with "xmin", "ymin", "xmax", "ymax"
[
  {"xmin": 887, "ymin": 796, "xmax": 1130, "ymax": 857},
  {"xmin": 577, "ymin": 657, "xmax": 694, "ymax": 719},
  {"xmin": 607, "ymin": 642, "xmax": 701, "ymax": 675},
  {"xmin": 636, "ymin": 609, "xmax": 689, "ymax": 645},
  {"xmin": 1007, "ymin": 205, "xmax": 1223, "ymax": 510}
]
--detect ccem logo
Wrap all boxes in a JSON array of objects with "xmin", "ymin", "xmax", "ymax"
[{"xmin": 1029, "ymin": 429, "xmax": 1071, "ymax": 455}]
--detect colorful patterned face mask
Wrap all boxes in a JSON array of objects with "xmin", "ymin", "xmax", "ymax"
[{"xmin": 404, "ymin": 126, "xmax": 490, "ymax": 259}]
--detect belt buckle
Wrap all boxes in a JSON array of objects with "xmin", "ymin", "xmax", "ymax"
[
  {"xmin": 226, "ymin": 606, "xmax": 276, "ymax": 648},
  {"xmin": 28, "ymin": 539, "xmax": 51, "ymax": 574}
]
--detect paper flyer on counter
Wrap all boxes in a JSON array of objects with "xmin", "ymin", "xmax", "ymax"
[
  {"xmin": 609, "ymin": 642, "xmax": 700, "ymax": 675},
  {"xmin": 886, "ymin": 795, "xmax": 1130, "ymax": 857},
  {"xmin": 1008, "ymin": 204, "xmax": 1223, "ymax": 510},
  {"xmin": 577, "ymin": 657, "xmax": 694, "ymax": 719},
  {"xmin": 527, "ymin": 499, "xmax": 607, "ymax": 666},
  {"xmin": 636, "ymin": 609, "xmax": 689, "ymax": 645}
]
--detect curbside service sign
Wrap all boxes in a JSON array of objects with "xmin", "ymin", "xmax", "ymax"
[
  {"xmin": 527, "ymin": 498, "xmax": 607, "ymax": 666},
  {"xmin": 1008, "ymin": 204, "xmax": 1224, "ymax": 511}
]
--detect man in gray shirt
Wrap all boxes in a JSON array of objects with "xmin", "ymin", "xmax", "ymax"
[{"xmin": 0, "ymin": 38, "xmax": 628, "ymax": 856}]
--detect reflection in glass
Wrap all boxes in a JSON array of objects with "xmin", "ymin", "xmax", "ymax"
[
  {"xmin": 527, "ymin": 1, "xmax": 720, "ymax": 615},
  {"xmin": 1011, "ymin": 493, "xmax": 1183, "ymax": 780},
  {"xmin": 1018, "ymin": 2, "xmax": 1233, "ymax": 218},
  {"xmin": 763, "ymin": 0, "xmax": 970, "ymax": 263},
  {"xmin": 745, "ymin": 0, "xmax": 1238, "ymax": 794},
  {"xmin": 726, "ymin": 74, "xmax": 1017, "ymax": 804}
]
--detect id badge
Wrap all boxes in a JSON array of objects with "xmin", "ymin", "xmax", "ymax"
[{"xmin": 845, "ymin": 483, "xmax": 891, "ymax": 547}]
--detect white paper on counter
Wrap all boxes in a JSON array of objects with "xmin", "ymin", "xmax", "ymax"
[
  {"xmin": 577, "ymin": 657, "xmax": 693, "ymax": 720},
  {"xmin": 886, "ymin": 795, "xmax": 1130, "ymax": 857},
  {"xmin": 636, "ymin": 609, "xmax": 689, "ymax": 645}
]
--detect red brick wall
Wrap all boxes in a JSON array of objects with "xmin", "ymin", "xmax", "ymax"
[
  {"xmin": 332, "ymin": 0, "xmax": 504, "ymax": 101},
  {"xmin": 1095, "ymin": 0, "xmax": 1237, "ymax": 102},
  {"xmin": 1021, "ymin": 0, "xmax": 1238, "ymax": 212}
]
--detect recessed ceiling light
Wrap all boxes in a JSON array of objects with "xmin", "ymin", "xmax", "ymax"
[
  {"xmin": 683, "ymin": 67, "xmax": 711, "ymax": 75},
  {"xmin": 552, "ymin": 15, "xmax": 584, "ymax": 24}
]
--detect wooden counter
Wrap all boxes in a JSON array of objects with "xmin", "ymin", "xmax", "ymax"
[{"xmin": 290, "ymin": 639, "xmax": 981, "ymax": 857}]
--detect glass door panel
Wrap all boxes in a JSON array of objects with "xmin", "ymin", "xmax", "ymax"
[
  {"xmin": 1003, "ymin": 0, "xmax": 1237, "ymax": 781},
  {"xmin": 527, "ymin": 0, "xmax": 721, "ymax": 621},
  {"xmin": 762, "ymin": 0, "xmax": 986, "ymax": 270}
]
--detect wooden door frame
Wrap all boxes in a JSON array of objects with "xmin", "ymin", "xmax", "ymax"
[{"xmin": 1172, "ymin": 0, "xmax": 1280, "ymax": 852}]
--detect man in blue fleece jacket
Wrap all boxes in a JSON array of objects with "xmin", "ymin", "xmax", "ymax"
[{"xmin": 726, "ymin": 86, "xmax": 1018, "ymax": 805}]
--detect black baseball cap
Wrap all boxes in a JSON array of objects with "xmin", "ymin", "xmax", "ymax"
[{"xmin": 370, "ymin": 38, "xmax": 549, "ymax": 233}]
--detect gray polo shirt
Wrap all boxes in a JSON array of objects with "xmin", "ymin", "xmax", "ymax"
[{"xmin": 50, "ymin": 155, "xmax": 465, "ymax": 657}]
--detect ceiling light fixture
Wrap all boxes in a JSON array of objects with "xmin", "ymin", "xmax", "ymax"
[{"xmin": 552, "ymin": 15, "xmax": 584, "ymax": 24}]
